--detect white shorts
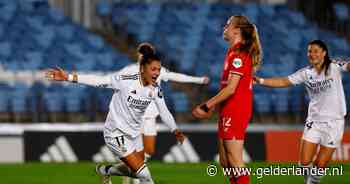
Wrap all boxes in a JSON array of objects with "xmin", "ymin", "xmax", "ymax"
[
  {"xmin": 104, "ymin": 129, "xmax": 144, "ymax": 158},
  {"xmin": 302, "ymin": 119, "xmax": 344, "ymax": 148},
  {"xmin": 141, "ymin": 117, "xmax": 157, "ymax": 136}
]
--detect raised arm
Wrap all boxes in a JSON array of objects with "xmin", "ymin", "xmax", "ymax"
[
  {"xmin": 254, "ymin": 76, "xmax": 293, "ymax": 88},
  {"xmin": 45, "ymin": 67, "xmax": 113, "ymax": 88}
]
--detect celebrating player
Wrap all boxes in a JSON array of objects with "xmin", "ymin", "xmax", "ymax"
[
  {"xmin": 116, "ymin": 43, "xmax": 209, "ymax": 184},
  {"xmin": 117, "ymin": 43, "xmax": 209, "ymax": 162},
  {"xmin": 254, "ymin": 39, "xmax": 349, "ymax": 184},
  {"xmin": 192, "ymin": 15, "xmax": 262, "ymax": 184},
  {"xmin": 45, "ymin": 43, "xmax": 185, "ymax": 184}
]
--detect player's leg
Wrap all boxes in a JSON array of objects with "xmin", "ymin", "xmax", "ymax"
[
  {"xmin": 218, "ymin": 116, "xmax": 249, "ymax": 184},
  {"xmin": 142, "ymin": 117, "xmax": 157, "ymax": 161},
  {"xmin": 299, "ymin": 139, "xmax": 318, "ymax": 166},
  {"xmin": 99, "ymin": 132, "xmax": 154, "ymax": 184},
  {"xmin": 218, "ymin": 138, "xmax": 229, "ymax": 168},
  {"xmin": 299, "ymin": 139, "xmax": 318, "ymax": 184},
  {"xmin": 131, "ymin": 134, "xmax": 148, "ymax": 184},
  {"xmin": 299, "ymin": 121, "xmax": 322, "ymax": 184},
  {"xmin": 307, "ymin": 119, "xmax": 344, "ymax": 184},
  {"xmin": 224, "ymin": 139, "xmax": 248, "ymax": 184},
  {"xmin": 306, "ymin": 145, "xmax": 336, "ymax": 184}
]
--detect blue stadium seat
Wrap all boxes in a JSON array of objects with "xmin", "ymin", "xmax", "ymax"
[
  {"xmin": 0, "ymin": 42, "xmax": 11, "ymax": 59},
  {"xmin": 254, "ymin": 93, "xmax": 271, "ymax": 113},
  {"xmin": 86, "ymin": 34, "xmax": 105, "ymax": 51},
  {"xmin": 64, "ymin": 85, "xmax": 88, "ymax": 113},
  {"xmin": 48, "ymin": 8, "xmax": 65, "ymax": 24},
  {"xmin": 42, "ymin": 91, "xmax": 65, "ymax": 113},
  {"xmin": 35, "ymin": 26, "xmax": 56, "ymax": 49},
  {"xmin": 0, "ymin": 83, "xmax": 11, "ymax": 112},
  {"xmin": 333, "ymin": 3, "xmax": 349, "ymax": 21},
  {"xmin": 0, "ymin": 3, "xmax": 17, "ymax": 22},
  {"xmin": 10, "ymin": 82, "xmax": 30, "ymax": 113},
  {"xmin": 271, "ymin": 89, "xmax": 290, "ymax": 113},
  {"xmin": 56, "ymin": 24, "xmax": 75, "ymax": 42},
  {"xmin": 170, "ymin": 92, "xmax": 189, "ymax": 113},
  {"xmin": 25, "ymin": 51, "xmax": 43, "ymax": 70},
  {"xmin": 96, "ymin": 89, "xmax": 113, "ymax": 112},
  {"xmin": 96, "ymin": 0, "xmax": 112, "ymax": 17}
]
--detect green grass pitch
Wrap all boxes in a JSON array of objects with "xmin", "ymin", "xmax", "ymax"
[{"xmin": 0, "ymin": 162, "xmax": 348, "ymax": 184}]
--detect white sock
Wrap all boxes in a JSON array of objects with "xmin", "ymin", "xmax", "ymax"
[
  {"xmin": 307, "ymin": 174, "xmax": 322, "ymax": 184},
  {"xmin": 144, "ymin": 153, "xmax": 152, "ymax": 162},
  {"xmin": 132, "ymin": 178, "xmax": 140, "ymax": 184},
  {"xmin": 307, "ymin": 167, "xmax": 323, "ymax": 184},
  {"xmin": 299, "ymin": 163, "xmax": 312, "ymax": 184},
  {"xmin": 106, "ymin": 163, "xmax": 136, "ymax": 178},
  {"xmin": 135, "ymin": 164, "xmax": 154, "ymax": 184}
]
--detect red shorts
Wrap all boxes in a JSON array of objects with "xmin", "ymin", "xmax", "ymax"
[{"xmin": 218, "ymin": 115, "xmax": 249, "ymax": 140}]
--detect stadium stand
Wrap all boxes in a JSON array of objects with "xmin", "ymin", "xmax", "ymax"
[{"xmin": 0, "ymin": 0, "xmax": 349, "ymax": 123}]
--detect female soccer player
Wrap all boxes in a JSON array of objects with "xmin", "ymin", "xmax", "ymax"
[
  {"xmin": 116, "ymin": 43, "xmax": 209, "ymax": 184},
  {"xmin": 192, "ymin": 15, "xmax": 262, "ymax": 184},
  {"xmin": 45, "ymin": 44, "xmax": 186, "ymax": 184},
  {"xmin": 254, "ymin": 39, "xmax": 349, "ymax": 184},
  {"xmin": 117, "ymin": 43, "xmax": 209, "ymax": 161}
]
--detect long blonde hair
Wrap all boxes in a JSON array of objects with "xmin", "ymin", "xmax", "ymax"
[{"xmin": 230, "ymin": 15, "xmax": 263, "ymax": 71}]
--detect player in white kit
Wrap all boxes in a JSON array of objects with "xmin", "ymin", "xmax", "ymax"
[
  {"xmin": 45, "ymin": 44, "xmax": 186, "ymax": 184},
  {"xmin": 115, "ymin": 43, "xmax": 209, "ymax": 184},
  {"xmin": 254, "ymin": 40, "xmax": 349, "ymax": 184},
  {"xmin": 117, "ymin": 43, "xmax": 209, "ymax": 162}
]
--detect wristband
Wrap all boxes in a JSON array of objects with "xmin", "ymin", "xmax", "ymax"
[
  {"xmin": 259, "ymin": 78, "xmax": 264, "ymax": 84},
  {"xmin": 200, "ymin": 104, "xmax": 210, "ymax": 113},
  {"xmin": 68, "ymin": 73, "xmax": 78, "ymax": 83}
]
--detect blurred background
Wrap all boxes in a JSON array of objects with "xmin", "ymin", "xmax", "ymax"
[{"xmin": 0, "ymin": 0, "xmax": 349, "ymax": 182}]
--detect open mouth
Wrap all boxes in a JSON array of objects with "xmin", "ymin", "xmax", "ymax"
[{"xmin": 151, "ymin": 76, "xmax": 157, "ymax": 82}]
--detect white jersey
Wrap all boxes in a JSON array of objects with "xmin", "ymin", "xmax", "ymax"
[
  {"xmin": 74, "ymin": 72, "xmax": 178, "ymax": 138},
  {"xmin": 288, "ymin": 61, "xmax": 348, "ymax": 122},
  {"xmin": 117, "ymin": 63, "xmax": 206, "ymax": 118}
]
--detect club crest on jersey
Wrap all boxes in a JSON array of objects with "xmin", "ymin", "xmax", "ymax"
[{"xmin": 232, "ymin": 58, "xmax": 242, "ymax": 68}]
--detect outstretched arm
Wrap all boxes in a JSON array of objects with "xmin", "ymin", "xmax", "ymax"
[
  {"xmin": 161, "ymin": 68, "xmax": 209, "ymax": 84},
  {"xmin": 45, "ymin": 67, "xmax": 113, "ymax": 88},
  {"xmin": 254, "ymin": 76, "xmax": 293, "ymax": 88}
]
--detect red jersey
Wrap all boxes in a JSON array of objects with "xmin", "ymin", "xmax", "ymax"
[{"xmin": 219, "ymin": 44, "xmax": 253, "ymax": 119}]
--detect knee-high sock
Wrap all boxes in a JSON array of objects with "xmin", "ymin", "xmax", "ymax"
[
  {"xmin": 144, "ymin": 153, "xmax": 152, "ymax": 162},
  {"xmin": 299, "ymin": 163, "xmax": 312, "ymax": 184},
  {"xmin": 229, "ymin": 167, "xmax": 250, "ymax": 184},
  {"xmin": 230, "ymin": 175, "xmax": 249, "ymax": 184},
  {"xmin": 135, "ymin": 164, "xmax": 154, "ymax": 184},
  {"xmin": 105, "ymin": 163, "xmax": 136, "ymax": 178},
  {"xmin": 307, "ymin": 166, "xmax": 324, "ymax": 184}
]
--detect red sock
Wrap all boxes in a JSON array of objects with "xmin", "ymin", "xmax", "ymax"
[
  {"xmin": 229, "ymin": 176, "xmax": 237, "ymax": 184},
  {"xmin": 236, "ymin": 175, "xmax": 250, "ymax": 184}
]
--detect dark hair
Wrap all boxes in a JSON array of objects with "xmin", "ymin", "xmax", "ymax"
[
  {"xmin": 308, "ymin": 39, "xmax": 332, "ymax": 75},
  {"xmin": 137, "ymin": 43, "xmax": 161, "ymax": 66}
]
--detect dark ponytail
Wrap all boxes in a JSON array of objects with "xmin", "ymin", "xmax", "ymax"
[
  {"xmin": 308, "ymin": 40, "xmax": 332, "ymax": 76},
  {"xmin": 137, "ymin": 43, "xmax": 160, "ymax": 66}
]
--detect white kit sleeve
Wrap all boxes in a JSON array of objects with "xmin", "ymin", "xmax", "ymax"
[
  {"xmin": 160, "ymin": 67, "xmax": 205, "ymax": 84},
  {"xmin": 153, "ymin": 87, "xmax": 178, "ymax": 132},
  {"xmin": 68, "ymin": 73, "xmax": 118, "ymax": 89},
  {"xmin": 287, "ymin": 67, "xmax": 308, "ymax": 85}
]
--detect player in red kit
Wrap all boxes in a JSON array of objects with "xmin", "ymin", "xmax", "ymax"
[{"xmin": 193, "ymin": 15, "xmax": 262, "ymax": 184}]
